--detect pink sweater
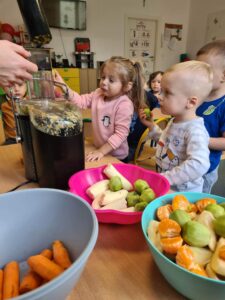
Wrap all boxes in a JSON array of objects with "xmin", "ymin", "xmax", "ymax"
[{"xmin": 70, "ymin": 88, "xmax": 134, "ymax": 159}]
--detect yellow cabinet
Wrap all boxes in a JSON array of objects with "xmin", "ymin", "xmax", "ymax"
[{"xmin": 54, "ymin": 68, "xmax": 80, "ymax": 93}]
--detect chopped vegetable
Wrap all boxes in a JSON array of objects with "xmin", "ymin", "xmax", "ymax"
[
  {"xmin": 205, "ymin": 203, "xmax": 224, "ymax": 219},
  {"xmin": 169, "ymin": 209, "xmax": 191, "ymax": 227},
  {"xmin": 134, "ymin": 201, "xmax": 148, "ymax": 211},
  {"xmin": 214, "ymin": 215, "xmax": 225, "ymax": 238},
  {"xmin": 101, "ymin": 190, "xmax": 128, "ymax": 206},
  {"xmin": 27, "ymin": 255, "xmax": 64, "ymax": 281},
  {"xmin": 3, "ymin": 261, "xmax": 20, "ymax": 299},
  {"xmin": 52, "ymin": 240, "xmax": 72, "ymax": 270},
  {"xmin": 183, "ymin": 221, "xmax": 211, "ymax": 247},
  {"xmin": 108, "ymin": 176, "xmax": 123, "ymax": 192},
  {"xmin": 139, "ymin": 188, "xmax": 155, "ymax": 203},
  {"xmin": 86, "ymin": 180, "xmax": 109, "ymax": 200},
  {"xmin": 126, "ymin": 191, "xmax": 140, "ymax": 207},
  {"xmin": 100, "ymin": 198, "xmax": 127, "ymax": 210},
  {"xmin": 103, "ymin": 164, "xmax": 133, "ymax": 191},
  {"xmin": 134, "ymin": 179, "xmax": 149, "ymax": 194}
]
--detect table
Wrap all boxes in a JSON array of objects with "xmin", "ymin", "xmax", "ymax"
[{"xmin": 0, "ymin": 143, "xmax": 184, "ymax": 300}]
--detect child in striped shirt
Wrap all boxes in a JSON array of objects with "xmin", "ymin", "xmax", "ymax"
[{"xmin": 139, "ymin": 61, "xmax": 213, "ymax": 192}]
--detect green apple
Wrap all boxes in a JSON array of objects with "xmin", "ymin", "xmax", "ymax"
[{"xmin": 144, "ymin": 108, "xmax": 151, "ymax": 120}]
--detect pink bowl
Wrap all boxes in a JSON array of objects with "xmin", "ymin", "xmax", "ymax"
[{"xmin": 68, "ymin": 163, "xmax": 170, "ymax": 224}]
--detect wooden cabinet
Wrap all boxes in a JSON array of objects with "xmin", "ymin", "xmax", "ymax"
[
  {"xmin": 79, "ymin": 69, "xmax": 97, "ymax": 94},
  {"xmin": 54, "ymin": 68, "xmax": 80, "ymax": 93},
  {"xmin": 54, "ymin": 68, "xmax": 97, "ymax": 94}
]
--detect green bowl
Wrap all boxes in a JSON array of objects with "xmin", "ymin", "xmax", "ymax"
[{"xmin": 141, "ymin": 192, "xmax": 225, "ymax": 300}]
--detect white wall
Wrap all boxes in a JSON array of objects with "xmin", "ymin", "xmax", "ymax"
[
  {"xmin": 187, "ymin": 0, "xmax": 225, "ymax": 58},
  {"xmin": 0, "ymin": 0, "xmax": 190, "ymax": 71}
]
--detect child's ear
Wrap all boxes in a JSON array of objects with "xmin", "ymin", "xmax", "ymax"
[
  {"xmin": 186, "ymin": 96, "xmax": 198, "ymax": 108},
  {"xmin": 124, "ymin": 82, "xmax": 133, "ymax": 92}
]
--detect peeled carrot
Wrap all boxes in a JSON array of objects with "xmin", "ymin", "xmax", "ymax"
[
  {"xmin": 3, "ymin": 261, "xmax": 19, "ymax": 299},
  {"xmin": 40, "ymin": 249, "xmax": 53, "ymax": 260},
  {"xmin": 27, "ymin": 255, "xmax": 64, "ymax": 281},
  {"xmin": 19, "ymin": 271, "xmax": 42, "ymax": 295},
  {"xmin": 0, "ymin": 269, "xmax": 3, "ymax": 300},
  {"xmin": 52, "ymin": 240, "xmax": 72, "ymax": 270},
  {"xmin": 20, "ymin": 248, "xmax": 53, "ymax": 294}
]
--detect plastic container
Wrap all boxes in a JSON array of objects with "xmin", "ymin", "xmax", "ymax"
[
  {"xmin": 69, "ymin": 163, "xmax": 170, "ymax": 224},
  {"xmin": 29, "ymin": 101, "xmax": 84, "ymax": 189},
  {"xmin": 141, "ymin": 192, "xmax": 225, "ymax": 300},
  {"xmin": 0, "ymin": 188, "xmax": 98, "ymax": 300}
]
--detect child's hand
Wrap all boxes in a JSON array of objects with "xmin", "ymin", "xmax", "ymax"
[
  {"xmin": 86, "ymin": 150, "xmax": 104, "ymax": 162},
  {"xmin": 138, "ymin": 108, "xmax": 154, "ymax": 128},
  {"xmin": 52, "ymin": 70, "xmax": 65, "ymax": 84}
]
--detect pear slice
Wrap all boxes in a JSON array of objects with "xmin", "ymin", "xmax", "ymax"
[
  {"xmin": 196, "ymin": 210, "xmax": 217, "ymax": 251},
  {"xmin": 147, "ymin": 220, "xmax": 163, "ymax": 252}
]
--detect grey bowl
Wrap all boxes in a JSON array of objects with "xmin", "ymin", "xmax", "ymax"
[{"xmin": 0, "ymin": 188, "xmax": 98, "ymax": 300}]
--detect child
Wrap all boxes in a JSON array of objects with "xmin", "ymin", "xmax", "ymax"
[
  {"xmin": 54, "ymin": 56, "xmax": 144, "ymax": 162},
  {"xmin": 0, "ymin": 82, "xmax": 27, "ymax": 144},
  {"xmin": 146, "ymin": 71, "xmax": 163, "ymax": 110},
  {"xmin": 196, "ymin": 40, "xmax": 225, "ymax": 193},
  {"xmin": 139, "ymin": 61, "xmax": 213, "ymax": 192}
]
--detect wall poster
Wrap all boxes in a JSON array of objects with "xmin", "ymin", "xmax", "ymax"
[{"xmin": 125, "ymin": 16, "xmax": 157, "ymax": 80}]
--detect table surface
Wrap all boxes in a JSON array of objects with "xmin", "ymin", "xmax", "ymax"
[{"xmin": 0, "ymin": 143, "xmax": 185, "ymax": 300}]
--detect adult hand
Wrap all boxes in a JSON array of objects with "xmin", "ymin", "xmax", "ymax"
[{"xmin": 0, "ymin": 40, "xmax": 38, "ymax": 87}]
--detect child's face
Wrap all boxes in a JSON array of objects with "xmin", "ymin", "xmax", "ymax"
[
  {"xmin": 197, "ymin": 53, "xmax": 225, "ymax": 93},
  {"xmin": 151, "ymin": 73, "xmax": 162, "ymax": 93},
  {"xmin": 99, "ymin": 64, "xmax": 124, "ymax": 100},
  {"xmin": 159, "ymin": 72, "xmax": 190, "ymax": 116},
  {"xmin": 5, "ymin": 83, "xmax": 27, "ymax": 99}
]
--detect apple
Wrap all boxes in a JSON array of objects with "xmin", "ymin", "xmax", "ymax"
[{"xmin": 144, "ymin": 108, "xmax": 151, "ymax": 120}]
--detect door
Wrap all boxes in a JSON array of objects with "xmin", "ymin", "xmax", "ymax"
[{"xmin": 125, "ymin": 16, "xmax": 158, "ymax": 81}]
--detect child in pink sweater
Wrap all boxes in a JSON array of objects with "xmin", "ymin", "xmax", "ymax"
[{"xmin": 54, "ymin": 56, "xmax": 145, "ymax": 161}]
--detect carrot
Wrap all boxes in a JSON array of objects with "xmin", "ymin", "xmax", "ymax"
[
  {"xmin": 52, "ymin": 240, "xmax": 72, "ymax": 269},
  {"xmin": 19, "ymin": 271, "xmax": 42, "ymax": 295},
  {"xmin": 40, "ymin": 249, "xmax": 53, "ymax": 260},
  {"xmin": 19, "ymin": 248, "xmax": 53, "ymax": 294},
  {"xmin": 27, "ymin": 255, "xmax": 64, "ymax": 281},
  {"xmin": 0, "ymin": 269, "xmax": 3, "ymax": 300},
  {"xmin": 3, "ymin": 261, "xmax": 19, "ymax": 299}
]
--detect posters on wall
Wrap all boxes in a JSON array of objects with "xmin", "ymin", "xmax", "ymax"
[
  {"xmin": 125, "ymin": 17, "xmax": 157, "ymax": 81},
  {"xmin": 164, "ymin": 23, "xmax": 183, "ymax": 50}
]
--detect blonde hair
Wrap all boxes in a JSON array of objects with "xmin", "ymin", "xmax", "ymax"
[
  {"xmin": 100, "ymin": 56, "xmax": 145, "ymax": 111},
  {"xmin": 197, "ymin": 39, "xmax": 225, "ymax": 58},
  {"xmin": 164, "ymin": 60, "xmax": 213, "ymax": 101}
]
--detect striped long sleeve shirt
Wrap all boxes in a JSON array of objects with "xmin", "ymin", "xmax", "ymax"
[{"xmin": 148, "ymin": 117, "xmax": 210, "ymax": 192}]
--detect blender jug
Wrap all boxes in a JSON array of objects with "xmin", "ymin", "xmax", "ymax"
[{"xmin": 28, "ymin": 99, "xmax": 84, "ymax": 190}]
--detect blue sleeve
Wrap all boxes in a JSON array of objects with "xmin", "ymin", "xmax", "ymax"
[
  {"xmin": 219, "ymin": 105, "xmax": 225, "ymax": 135},
  {"xmin": 145, "ymin": 91, "xmax": 159, "ymax": 110}
]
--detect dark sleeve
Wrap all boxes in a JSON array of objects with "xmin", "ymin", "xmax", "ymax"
[
  {"xmin": 145, "ymin": 91, "xmax": 159, "ymax": 110},
  {"xmin": 128, "ymin": 116, "xmax": 146, "ymax": 147}
]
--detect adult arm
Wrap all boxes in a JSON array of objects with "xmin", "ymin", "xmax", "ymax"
[{"xmin": 0, "ymin": 40, "xmax": 38, "ymax": 87}]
